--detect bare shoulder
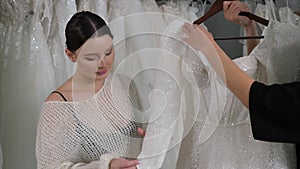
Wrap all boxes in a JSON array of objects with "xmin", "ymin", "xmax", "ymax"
[
  {"xmin": 45, "ymin": 79, "xmax": 72, "ymax": 102},
  {"xmin": 45, "ymin": 92, "xmax": 66, "ymax": 102}
]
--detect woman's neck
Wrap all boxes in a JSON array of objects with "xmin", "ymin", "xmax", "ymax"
[{"xmin": 69, "ymin": 74, "xmax": 105, "ymax": 101}]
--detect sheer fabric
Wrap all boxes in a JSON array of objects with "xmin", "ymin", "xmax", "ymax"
[
  {"xmin": 36, "ymin": 75, "xmax": 143, "ymax": 168},
  {"xmin": 137, "ymin": 19, "xmax": 227, "ymax": 169}
]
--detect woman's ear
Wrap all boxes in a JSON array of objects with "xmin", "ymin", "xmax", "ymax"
[{"xmin": 65, "ymin": 48, "xmax": 76, "ymax": 62}]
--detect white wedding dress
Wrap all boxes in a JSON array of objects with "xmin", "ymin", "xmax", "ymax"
[
  {"xmin": 108, "ymin": 0, "xmax": 167, "ymax": 111},
  {"xmin": 137, "ymin": 18, "xmax": 227, "ymax": 169},
  {"xmin": 186, "ymin": 19, "xmax": 299, "ymax": 169},
  {"xmin": 138, "ymin": 18, "xmax": 297, "ymax": 169},
  {"xmin": 0, "ymin": 0, "xmax": 76, "ymax": 168},
  {"xmin": 47, "ymin": 0, "xmax": 77, "ymax": 85},
  {"xmin": 76, "ymin": 0, "xmax": 108, "ymax": 23},
  {"xmin": 177, "ymin": 54, "xmax": 296, "ymax": 169}
]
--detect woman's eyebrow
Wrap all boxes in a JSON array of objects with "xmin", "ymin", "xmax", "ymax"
[
  {"xmin": 82, "ymin": 45, "xmax": 113, "ymax": 56},
  {"xmin": 83, "ymin": 53, "xmax": 100, "ymax": 56}
]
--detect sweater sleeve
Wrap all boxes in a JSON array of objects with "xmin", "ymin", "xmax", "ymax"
[
  {"xmin": 55, "ymin": 154, "xmax": 118, "ymax": 169},
  {"xmin": 249, "ymin": 81, "xmax": 300, "ymax": 143},
  {"xmin": 36, "ymin": 103, "xmax": 119, "ymax": 169}
]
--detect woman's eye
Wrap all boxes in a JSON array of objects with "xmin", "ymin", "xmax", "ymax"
[
  {"xmin": 105, "ymin": 50, "xmax": 112, "ymax": 56},
  {"xmin": 85, "ymin": 57, "xmax": 96, "ymax": 61}
]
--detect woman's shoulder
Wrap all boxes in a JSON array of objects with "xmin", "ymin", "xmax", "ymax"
[
  {"xmin": 45, "ymin": 79, "xmax": 72, "ymax": 102},
  {"xmin": 46, "ymin": 91, "xmax": 68, "ymax": 102}
]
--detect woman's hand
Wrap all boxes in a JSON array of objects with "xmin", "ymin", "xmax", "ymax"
[
  {"xmin": 108, "ymin": 128, "xmax": 145, "ymax": 169},
  {"xmin": 181, "ymin": 23, "xmax": 215, "ymax": 53},
  {"xmin": 109, "ymin": 158, "xmax": 139, "ymax": 169},
  {"xmin": 137, "ymin": 127, "xmax": 145, "ymax": 137},
  {"xmin": 223, "ymin": 1, "xmax": 259, "ymax": 54},
  {"xmin": 223, "ymin": 1, "xmax": 252, "ymax": 28}
]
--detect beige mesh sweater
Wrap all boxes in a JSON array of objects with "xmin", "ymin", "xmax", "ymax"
[{"xmin": 36, "ymin": 75, "xmax": 143, "ymax": 169}]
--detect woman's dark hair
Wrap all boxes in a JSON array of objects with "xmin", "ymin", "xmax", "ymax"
[{"xmin": 65, "ymin": 11, "xmax": 113, "ymax": 52}]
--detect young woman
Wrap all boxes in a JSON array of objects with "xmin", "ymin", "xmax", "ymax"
[{"xmin": 36, "ymin": 11, "xmax": 144, "ymax": 169}]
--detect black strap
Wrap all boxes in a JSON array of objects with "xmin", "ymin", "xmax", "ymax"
[{"xmin": 51, "ymin": 91, "xmax": 68, "ymax": 101}]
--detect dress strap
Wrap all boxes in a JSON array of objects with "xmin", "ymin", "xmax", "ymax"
[{"xmin": 51, "ymin": 91, "xmax": 68, "ymax": 102}]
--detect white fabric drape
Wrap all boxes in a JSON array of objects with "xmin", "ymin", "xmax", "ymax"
[{"xmin": 0, "ymin": 0, "xmax": 76, "ymax": 168}]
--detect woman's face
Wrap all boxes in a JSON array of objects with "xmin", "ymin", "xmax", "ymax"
[{"xmin": 74, "ymin": 35, "xmax": 114, "ymax": 82}]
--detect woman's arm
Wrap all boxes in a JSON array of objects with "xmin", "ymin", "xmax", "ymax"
[
  {"xmin": 181, "ymin": 23, "xmax": 254, "ymax": 108},
  {"xmin": 223, "ymin": 1, "xmax": 259, "ymax": 54},
  {"xmin": 56, "ymin": 156, "xmax": 139, "ymax": 169},
  {"xmin": 249, "ymin": 81, "xmax": 300, "ymax": 143}
]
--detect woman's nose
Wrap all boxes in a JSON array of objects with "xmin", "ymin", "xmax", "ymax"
[{"xmin": 98, "ymin": 58, "xmax": 105, "ymax": 67}]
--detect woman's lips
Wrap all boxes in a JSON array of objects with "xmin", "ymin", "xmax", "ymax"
[{"xmin": 97, "ymin": 69, "xmax": 107, "ymax": 76}]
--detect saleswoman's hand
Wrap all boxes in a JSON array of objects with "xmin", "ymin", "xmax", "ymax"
[
  {"xmin": 181, "ymin": 23, "xmax": 215, "ymax": 53},
  {"xmin": 223, "ymin": 1, "xmax": 252, "ymax": 28}
]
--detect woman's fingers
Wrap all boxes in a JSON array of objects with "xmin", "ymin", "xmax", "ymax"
[
  {"xmin": 137, "ymin": 127, "xmax": 145, "ymax": 137},
  {"xmin": 223, "ymin": 1, "xmax": 252, "ymax": 27},
  {"xmin": 110, "ymin": 158, "xmax": 139, "ymax": 169}
]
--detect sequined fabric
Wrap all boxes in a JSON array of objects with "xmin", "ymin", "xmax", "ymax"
[
  {"xmin": 138, "ymin": 19, "xmax": 227, "ymax": 169},
  {"xmin": 139, "ymin": 19, "xmax": 297, "ymax": 169},
  {"xmin": 177, "ymin": 55, "xmax": 296, "ymax": 169},
  {"xmin": 251, "ymin": 20, "xmax": 300, "ymax": 84}
]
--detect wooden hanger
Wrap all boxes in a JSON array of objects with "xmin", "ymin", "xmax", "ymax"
[
  {"xmin": 192, "ymin": 0, "xmax": 268, "ymax": 40},
  {"xmin": 193, "ymin": 0, "xmax": 269, "ymax": 26}
]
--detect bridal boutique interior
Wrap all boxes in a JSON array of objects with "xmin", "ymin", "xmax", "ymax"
[{"xmin": 0, "ymin": 0, "xmax": 299, "ymax": 169}]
